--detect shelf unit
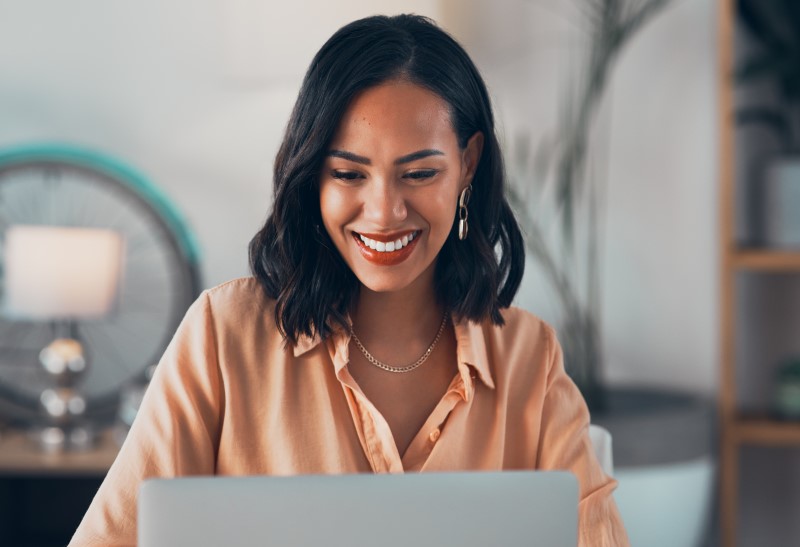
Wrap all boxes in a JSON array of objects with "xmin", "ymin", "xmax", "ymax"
[
  {"xmin": 732, "ymin": 250, "xmax": 800, "ymax": 272},
  {"xmin": 718, "ymin": 1, "xmax": 800, "ymax": 545}
]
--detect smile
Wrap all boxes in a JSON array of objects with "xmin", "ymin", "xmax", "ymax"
[
  {"xmin": 358, "ymin": 231, "xmax": 417, "ymax": 252},
  {"xmin": 352, "ymin": 230, "xmax": 421, "ymax": 266}
]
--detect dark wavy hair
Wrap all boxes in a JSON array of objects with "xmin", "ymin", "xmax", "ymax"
[{"xmin": 249, "ymin": 14, "xmax": 525, "ymax": 344}]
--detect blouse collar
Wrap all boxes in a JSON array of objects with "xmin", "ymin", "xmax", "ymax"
[{"xmin": 292, "ymin": 313, "xmax": 495, "ymax": 390}]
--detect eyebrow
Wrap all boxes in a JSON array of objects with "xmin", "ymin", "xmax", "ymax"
[
  {"xmin": 327, "ymin": 150, "xmax": 371, "ymax": 165},
  {"xmin": 326, "ymin": 149, "xmax": 445, "ymax": 166}
]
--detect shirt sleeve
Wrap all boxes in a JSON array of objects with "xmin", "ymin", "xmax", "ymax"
[
  {"xmin": 536, "ymin": 324, "xmax": 630, "ymax": 547},
  {"xmin": 68, "ymin": 291, "xmax": 223, "ymax": 547}
]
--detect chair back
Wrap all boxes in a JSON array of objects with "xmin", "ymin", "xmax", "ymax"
[{"xmin": 589, "ymin": 424, "xmax": 614, "ymax": 476}]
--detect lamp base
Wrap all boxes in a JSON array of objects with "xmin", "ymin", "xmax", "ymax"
[{"xmin": 32, "ymin": 424, "xmax": 97, "ymax": 453}]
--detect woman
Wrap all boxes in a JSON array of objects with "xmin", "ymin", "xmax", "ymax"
[{"xmin": 70, "ymin": 14, "xmax": 628, "ymax": 546}]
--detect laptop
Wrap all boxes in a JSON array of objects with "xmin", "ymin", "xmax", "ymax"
[{"xmin": 138, "ymin": 471, "xmax": 578, "ymax": 547}]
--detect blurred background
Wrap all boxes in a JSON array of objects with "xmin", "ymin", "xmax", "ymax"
[{"xmin": 0, "ymin": 0, "xmax": 796, "ymax": 546}]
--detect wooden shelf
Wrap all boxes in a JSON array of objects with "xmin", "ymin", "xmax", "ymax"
[
  {"xmin": 732, "ymin": 416, "xmax": 800, "ymax": 445},
  {"xmin": 731, "ymin": 249, "xmax": 800, "ymax": 271}
]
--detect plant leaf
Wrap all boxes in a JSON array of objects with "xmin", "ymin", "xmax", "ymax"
[
  {"xmin": 736, "ymin": 54, "xmax": 786, "ymax": 83},
  {"xmin": 735, "ymin": 106, "xmax": 792, "ymax": 146},
  {"xmin": 738, "ymin": 0, "xmax": 789, "ymax": 53}
]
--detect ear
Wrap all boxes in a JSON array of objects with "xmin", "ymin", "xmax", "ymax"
[{"xmin": 460, "ymin": 131, "xmax": 484, "ymax": 190}]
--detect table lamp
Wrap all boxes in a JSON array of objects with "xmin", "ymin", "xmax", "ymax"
[{"xmin": 3, "ymin": 224, "xmax": 123, "ymax": 451}]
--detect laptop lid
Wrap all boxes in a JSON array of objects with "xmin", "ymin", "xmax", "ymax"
[{"xmin": 139, "ymin": 471, "xmax": 578, "ymax": 547}]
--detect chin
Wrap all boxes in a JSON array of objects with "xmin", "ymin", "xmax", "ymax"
[
  {"xmin": 350, "ymin": 258, "xmax": 437, "ymax": 296},
  {"xmin": 354, "ymin": 272, "xmax": 418, "ymax": 294}
]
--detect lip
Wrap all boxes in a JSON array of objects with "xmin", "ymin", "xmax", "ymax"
[
  {"xmin": 352, "ymin": 230, "xmax": 421, "ymax": 266},
  {"xmin": 357, "ymin": 230, "xmax": 417, "ymax": 243}
]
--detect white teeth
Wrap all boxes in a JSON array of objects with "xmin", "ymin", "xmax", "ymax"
[{"xmin": 356, "ymin": 231, "xmax": 418, "ymax": 253}]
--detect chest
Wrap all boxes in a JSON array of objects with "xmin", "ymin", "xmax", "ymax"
[
  {"xmin": 215, "ymin": 335, "xmax": 538, "ymax": 474},
  {"xmin": 348, "ymin": 346, "xmax": 458, "ymax": 457}
]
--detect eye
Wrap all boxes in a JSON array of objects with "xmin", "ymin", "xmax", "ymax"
[
  {"xmin": 403, "ymin": 169, "xmax": 438, "ymax": 182},
  {"xmin": 331, "ymin": 170, "xmax": 364, "ymax": 182}
]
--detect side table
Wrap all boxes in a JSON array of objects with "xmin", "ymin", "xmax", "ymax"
[{"xmin": 0, "ymin": 427, "xmax": 120, "ymax": 546}]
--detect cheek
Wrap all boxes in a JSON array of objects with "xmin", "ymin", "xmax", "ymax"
[
  {"xmin": 438, "ymin": 197, "xmax": 458, "ymax": 226},
  {"xmin": 319, "ymin": 182, "xmax": 351, "ymax": 234},
  {"xmin": 439, "ymin": 184, "xmax": 461, "ymax": 221},
  {"xmin": 419, "ymin": 190, "xmax": 458, "ymax": 237}
]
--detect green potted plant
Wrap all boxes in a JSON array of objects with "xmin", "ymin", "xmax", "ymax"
[
  {"xmin": 507, "ymin": 2, "xmax": 715, "ymax": 544},
  {"xmin": 736, "ymin": 0, "xmax": 800, "ymax": 247},
  {"xmin": 508, "ymin": 0, "xmax": 672, "ymax": 411},
  {"xmin": 775, "ymin": 358, "xmax": 800, "ymax": 419}
]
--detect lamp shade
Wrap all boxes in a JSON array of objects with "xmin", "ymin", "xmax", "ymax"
[{"xmin": 3, "ymin": 225, "xmax": 124, "ymax": 320}]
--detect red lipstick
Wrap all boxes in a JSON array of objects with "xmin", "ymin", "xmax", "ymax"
[{"xmin": 352, "ymin": 230, "xmax": 421, "ymax": 266}]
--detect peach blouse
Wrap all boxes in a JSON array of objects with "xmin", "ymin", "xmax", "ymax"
[{"xmin": 69, "ymin": 277, "xmax": 628, "ymax": 546}]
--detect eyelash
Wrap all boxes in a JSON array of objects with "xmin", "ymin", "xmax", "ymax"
[
  {"xmin": 331, "ymin": 171, "xmax": 363, "ymax": 181},
  {"xmin": 405, "ymin": 169, "xmax": 438, "ymax": 180},
  {"xmin": 330, "ymin": 169, "xmax": 438, "ymax": 182}
]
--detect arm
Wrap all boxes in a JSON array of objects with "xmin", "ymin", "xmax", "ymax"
[
  {"xmin": 69, "ymin": 292, "xmax": 223, "ymax": 547},
  {"xmin": 536, "ymin": 324, "xmax": 630, "ymax": 547}
]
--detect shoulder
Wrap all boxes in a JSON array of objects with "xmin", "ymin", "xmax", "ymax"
[
  {"xmin": 487, "ymin": 306, "xmax": 558, "ymax": 352},
  {"xmin": 186, "ymin": 277, "xmax": 280, "ymax": 340},
  {"xmin": 201, "ymin": 277, "xmax": 275, "ymax": 318},
  {"xmin": 168, "ymin": 278, "xmax": 291, "ymax": 381},
  {"xmin": 469, "ymin": 306, "xmax": 560, "ymax": 383},
  {"xmin": 203, "ymin": 276, "xmax": 272, "ymax": 304}
]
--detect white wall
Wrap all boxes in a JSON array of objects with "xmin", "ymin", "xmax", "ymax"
[
  {"xmin": 0, "ymin": 0, "xmax": 442, "ymax": 288},
  {"xmin": 0, "ymin": 0, "xmax": 718, "ymax": 395},
  {"xmin": 446, "ymin": 0, "xmax": 718, "ymax": 395}
]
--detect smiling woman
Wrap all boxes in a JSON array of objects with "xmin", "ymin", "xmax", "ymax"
[
  {"xmin": 319, "ymin": 81, "xmax": 482, "ymax": 294},
  {"xmin": 250, "ymin": 15, "xmax": 524, "ymax": 346},
  {"xmin": 69, "ymin": 14, "xmax": 629, "ymax": 547}
]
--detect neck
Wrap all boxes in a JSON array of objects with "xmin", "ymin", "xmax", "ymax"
[{"xmin": 350, "ymin": 269, "xmax": 445, "ymax": 356}]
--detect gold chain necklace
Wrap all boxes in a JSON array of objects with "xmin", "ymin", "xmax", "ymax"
[{"xmin": 350, "ymin": 312, "xmax": 449, "ymax": 373}]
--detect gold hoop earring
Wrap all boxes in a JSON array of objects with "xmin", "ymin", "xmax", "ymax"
[{"xmin": 458, "ymin": 185, "xmax": 471, "ymax": 241}]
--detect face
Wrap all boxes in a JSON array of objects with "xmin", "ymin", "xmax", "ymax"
[{"xmin": 319, "ymin": 80, "xmax": 483, "ymax": 295}]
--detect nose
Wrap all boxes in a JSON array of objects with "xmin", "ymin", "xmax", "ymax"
[{"xmin": 362, "ymin": 178, "xmax": 407, "ymax": 227}]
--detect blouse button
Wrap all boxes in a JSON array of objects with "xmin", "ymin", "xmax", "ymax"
[{"xmin": 429, "ymin": 428, "xmax": 441, "ymax": 443}]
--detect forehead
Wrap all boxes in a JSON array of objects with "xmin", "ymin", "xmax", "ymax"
[{"xmin": 330, "ymin": 80, "xmax": 457, "ymax": 152}]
